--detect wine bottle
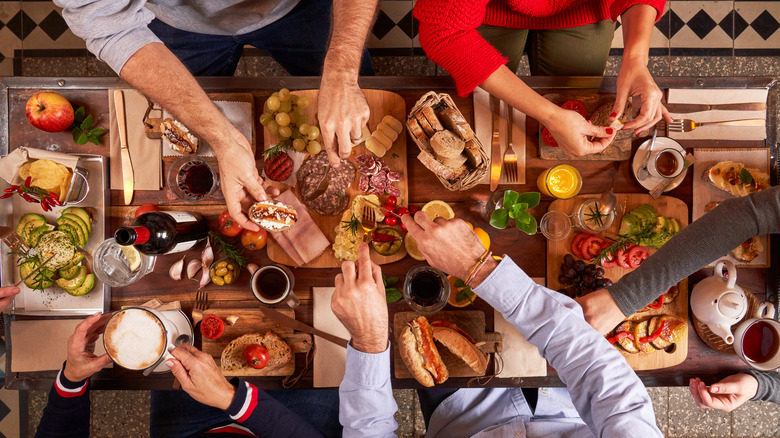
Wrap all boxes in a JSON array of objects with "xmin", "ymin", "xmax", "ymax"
[{"xmin": 114, "ymin": 211, "xmax": 208, "ymax": 255}]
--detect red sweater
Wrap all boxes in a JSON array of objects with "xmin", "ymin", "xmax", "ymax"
[{"xmin": 414, "ymin": 0, "xmax": 666, "ymax": 96}]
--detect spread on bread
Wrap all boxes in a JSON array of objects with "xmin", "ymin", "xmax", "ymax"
[
  {"xmin": 733, "ymin": 236, "xmax": 763, "ymax": 263},
  {"xmin": 607, "ymin": 315, "xmax": 687, "ymax": 355},
  {"xmin": 221, "ymin": 332, "xmax": 291, "ymax": 372},
  {"xmin": 706, "ymin": 161, "xmax": 770, "ymax": 197},
  {"xmin": 161, "ymin": 118, "xmax": 199, "ymax": 154},
  {"xmin": 249, "ymin": 201, "xmax": 298, "ymax": 231}
]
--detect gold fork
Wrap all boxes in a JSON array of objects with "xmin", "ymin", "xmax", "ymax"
[
  {"xmin": 667, "ymin": 118, "xmax": 764, "ymax": 133},
  {"xmin": 502, "ymin": 104, "xmax": 518, "ymax": 183},
  {"xmin": 361, "ymin": 205, "xmax": 376, "ymax": 242},
  {"xmin": 0, "ymin": 226, "xmax": 30, "ymax": 256},
  {"xmin": 192, "ymin": 289, "xmax": 208, "ymax": 325}
]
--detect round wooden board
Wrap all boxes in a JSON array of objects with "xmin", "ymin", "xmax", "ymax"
[{"xmin": 692, "ymin": 289, "xmax": 761, "ymax": 355}]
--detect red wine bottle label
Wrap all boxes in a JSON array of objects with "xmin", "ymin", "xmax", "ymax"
[
  {"xmin": 168, "ymin": 241, "xmax": 199, "ymax": 254},
  {"xmin": 164, "ymin": 211, "xmax": 199, "ymax": 223}
]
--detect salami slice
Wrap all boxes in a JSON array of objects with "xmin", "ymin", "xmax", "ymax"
[
  {"xmin": 387, "ymin": 171, "xmax": 402, "ymax": 182},
  {"xmin": 385, "ymin": 184, "xmax": 401, "ymax": 197},
  {"xmin": 358, "ymin": 174, "xmax": 370, "ymax": 192}
]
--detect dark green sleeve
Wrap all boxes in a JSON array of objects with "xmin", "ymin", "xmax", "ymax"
[
  {"xmin": 607, "ymin": 186, "xmax": 780, "ymax": 317},
  {"xmin": 749, "ymin": 370, "xmax": 780, "ymax": 404}
]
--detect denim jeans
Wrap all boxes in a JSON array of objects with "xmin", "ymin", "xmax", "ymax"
[
  {"xmin": 150, "ymin": 388, "xmax": 342, "ymax": 437},
  {"xmin": 147, "ymin": 0, "xmax": 374, "ymax": 77}
]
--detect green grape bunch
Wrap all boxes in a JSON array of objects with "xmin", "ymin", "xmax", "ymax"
[{"xmin": 259, "ymin": 88, "xmax": 322, "ymax": 156}]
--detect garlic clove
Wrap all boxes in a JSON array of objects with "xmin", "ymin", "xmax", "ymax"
[
  {"xmin": 187, "ymin": 259, "xmax": 202, "ymax": 279},
  {"xmin": 199, "ymin": 263, "xmax": 211, "ymax": 289},
  {"xmin": 226, "ymin": 315, "xmax": 239, "ymax": 325},
  {"xmin": 169, "ymin": 256, "xmax": 185, "ymax": 281},
  {"xmin": 246, "ymin": 263, "xmax": 260, "ymax": 276},
  {"xmin": 201, "ymin": 239, "xmax": 214, "ymax": 269}
]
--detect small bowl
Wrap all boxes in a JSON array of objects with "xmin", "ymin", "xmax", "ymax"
[
  {"xmin": 370, "ymin": 227, "xmax": 403, "ymax": 256},
  {"xmin": 210, "ymin": 258, "xmax": 239, "ymax": 286},
  {"xmin": 167, "ymin": 156, "xmax": 220, "ymax": 202}
]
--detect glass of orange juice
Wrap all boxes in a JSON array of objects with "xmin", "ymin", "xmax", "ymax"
[{"xmin": 537, "ymin": 164, "xmax": 582, "ymax": 199}]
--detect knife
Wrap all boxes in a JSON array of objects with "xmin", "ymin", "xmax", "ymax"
[
  {"xmin": 665, "ymin": 102, "xmax": 766, "ymax": 113},
  {"xmin": 113, "ymin": 90, "xmax": 134, "ymax": 205},
  {"xmin": 489, "ymin": 97, "xmax": 502, "ymax": 191},
  {"xmin": 259, "ymin": 305, "xmax": 349, "ymax": 348},
  {"xmin": 304, "ymin": 165, "xmax": 330, "ymax": 201}
]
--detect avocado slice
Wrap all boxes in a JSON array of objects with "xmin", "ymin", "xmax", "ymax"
[
  {"xmin": 60, "ymin": 207, "xmax": 92, "ymax": 235},
  {"xmin": 57, "ymin": 221, "xmax": 86, "ymax": 247},
  {"xmin": 56, "ymin": 266, "xmax": 87, "ymax": 290},
  {"xmin": 618, "ymin": 214, "xmax": 640, "ymax": 236},
  {"xmin": 20, "ymin": 258, "xmax": 53, "ymax": 289},
  {"xmin": 61, "ymin": 213, "xmax": 90, "ymax": 241},
  {"xmin": 29, "ymin": 224, "xmax": 54, "ymax": 248},
  {"xmin": 65, "ymin": 273, "xmax": 95, "ymax": 296},
  {"xmin": 669, "ymin": 218, "xmax": 681, "ymax": 235},
  {"xmin": 17, "ymin": 213, "xmax": 46, "ymax": 247},
  {"xmin": 652, "ymin": 216, "xmax": 667, "ymax": 234},
  {"xmin": 58, "ymin": 264, "xmax": 82, "ymax": 280},
  {"xmin": 60, "ymin": 252, "xmax": 85, "ymax": 271}
]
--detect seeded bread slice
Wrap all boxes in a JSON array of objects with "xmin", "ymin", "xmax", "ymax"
[
  {"xmin": 417, "ymin": 150, "xmax": 468, "ymax": 181},
  {"xmin": 430, "ymin": 130, "xmax": 465, "ymax": 159},
  {"xmin": 220, "ymin": 331, "xmax": 291, "ymax": 372}
]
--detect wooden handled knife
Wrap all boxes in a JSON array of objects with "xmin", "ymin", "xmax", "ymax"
[
  {"xmin": 259, "ymin": 305, "xmax": 349, "ymax": 348},
  {"xmin": 113, "ymin": 90, "xmax": 134, "ymax": 205},
  {"xmin": 489, "ymin": 96, "xmax": 502, "ymax": 191}
]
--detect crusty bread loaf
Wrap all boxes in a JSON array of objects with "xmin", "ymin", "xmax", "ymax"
[
  {"xmin": 432, "ymin": 326, "xmax": 487, "ymax": 374},
  {"xmin": 430, "ymin": 130, "xmax": 465, "ymax": 159},
  {"xmin": 435, "ymin": 153, "xmax": 467, "ymax": 170},
  {"xmin": 437, "ymin": 108, "xmax": 475, "ymax": 141},
  {"xmin": 417, "ymin": 150, "xmax": 468, "ymax": 181},
  {"xmin": 421, "ymin": 106, "xmax": 444, "ymax": 132},
  {"xmin": 415, "ymin": 112, "xmax": 437, "ymax": 137},
  {"xmin": 407, "ymin": 119, "xmax": 431, "ymax": 152},
  {"xmin": 463, "ymin": 139, "xmax": 483, "ymax": 168},
  {"xmin": 220, "ymin": 332, "xmax": 291, "ymax": 371},
  {"xmin": 399, "ymin": 326, "xmax": 435, "ymax": 387}
]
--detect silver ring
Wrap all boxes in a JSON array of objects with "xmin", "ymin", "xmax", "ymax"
[{"xmin": 350, "ymin": 136, "xmax": 362, "ymax": 143}]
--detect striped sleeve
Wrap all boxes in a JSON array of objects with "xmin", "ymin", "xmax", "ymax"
[
  {"xmin": 35, "ymin": 366, "xmax": 91, "ymax": 437},
  {"xmin": 55, "ymin": 369, "xmax": 89, "ymax": 398},
  {"xmin": 226, "ymin": 381, "xmax": 259, "ymax": 422}
]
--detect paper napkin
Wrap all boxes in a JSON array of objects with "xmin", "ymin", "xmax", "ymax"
[
  {"xmin": 666, "ymin": 89, "xmax": 767, "ymax": 141},
  {"xmin": 312, "ymin": 287, "xmax": 350, "ymax": 388},
  {"xmin": 473, "ymin": 88, "xmax": 526, "ymax": 185},
  {"xmin": 109, "ymin": 89, "xmax": 162, "ymax": 190},
  {"xmin": 11, "ymin": 319, "xmax": 110, "ymax": 372}
]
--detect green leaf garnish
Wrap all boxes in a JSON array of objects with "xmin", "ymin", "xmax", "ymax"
[
  {"xmin": 489, "ymin": 209, "xmax": 509, "ymax": 229},
  {"xmin": 739, "ymin": 168, "xmax": 753, "ymax": 184}
]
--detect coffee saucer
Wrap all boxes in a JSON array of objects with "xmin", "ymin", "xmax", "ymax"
[
  {"xmin": 150, "ymin": 309, "xmax": 194, "ymax": 374},
  {"xmin": 632, "ymin": 136, "xmax": 687, "ymax": 192}
]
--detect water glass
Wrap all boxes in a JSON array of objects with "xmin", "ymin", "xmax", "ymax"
[{"xmin": 93, "ymin": 238, "xmax": 156, "ymax": 287}]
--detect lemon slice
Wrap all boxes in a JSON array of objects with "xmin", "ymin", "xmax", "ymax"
[
  {"xmin": 421, "ymin": 200, "xmax": 455, "ymax": 221},
  {"xmin": 120, "ymin": 244, "xmax": 142, "ymax": 272},
  {"xmin": 404, "ymin": 235, "xmax": 426, "ymax": 261}
]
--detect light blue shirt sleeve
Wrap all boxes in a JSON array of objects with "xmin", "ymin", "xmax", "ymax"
[
  {"xmin": 474, "ymin": 257, "xmax": 663, "ymax": 438},
  {"xmin": 54, "ymin": 0, "xmax": 160, "ymax": 74},
  {"xmin": 339, "ymin": 343, "xmax": 398, "ymax": 437}
]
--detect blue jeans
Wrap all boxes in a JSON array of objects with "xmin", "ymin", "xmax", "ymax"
[
  {"xmin": 147, "ymin": 0, "xmax": 374, "ymax": 77},
  {"xmin": 150, "ymin": 388, "xmax": 342, "ymax": 437}
]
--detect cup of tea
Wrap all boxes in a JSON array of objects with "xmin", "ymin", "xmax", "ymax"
[
  {"xmin": 250, "ymin": 265, "xmax": 299, "ymax": 309},
  {"xmin": 733, "ymin": 303, "xmax": 780, "ymax": 371},
  {"xmin": 403, "ymin": 265, "xmax": 450, "ymax": 314},
  {"xmin": 648, "ymin": 148, "xmax": 684, "ymax": 179},
  {"xmin": 102, "ymin": 307, "xmax": 180, "ymax": 371}
]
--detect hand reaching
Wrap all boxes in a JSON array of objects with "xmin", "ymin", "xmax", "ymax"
[
  {"xmin": 575, "ymin": 289, "xmax": 627, "ymax": 335},
  {"xmin": 332, "ymin": 243, "xmax": 388, "ymax": 354},
  {"xmin": 64, "ymin": 312, "xmax": 113, "ymax": 382},
  {"xmin": 168, "ymin": 344, "xmax": 237, "ymax": 410},
  {"xmin": 318, "ymin": 76, "xmax": 370, "ymax": 166},
  {"xmin": 216, "ymin": 140, "xmax": 268, "ymax": 232},
  {"xmin": 689, "ymin": 374, "xmax": 759, "ymax": 413},
  {"xmin": 546, "ymin": 108, "xmax": 616, "ymax": 157},
  {"xmin": 0, "ymin": 286, "xmax": 20, "ymax": 313},
  {"xmin": 612, "ymin": 59, "xmax": 672, "ymax": 135}
]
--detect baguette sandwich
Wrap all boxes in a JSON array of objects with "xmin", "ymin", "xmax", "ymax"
[
  {"xmin": 161, "ymin": 118, "xmax": 199, "ymax": 155},
  {"xmin": 249, "ymin": 200, "xmax": 298, "ymax": 231}
]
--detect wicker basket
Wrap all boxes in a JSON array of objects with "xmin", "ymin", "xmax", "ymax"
[{"xmin": 407, "ymin": 91, "xmax": 488, "ymax": 191}]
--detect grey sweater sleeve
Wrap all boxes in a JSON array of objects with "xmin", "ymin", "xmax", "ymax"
[
  {"xmin": 54, "ymin": 0, "xmax": 160, "ymax": 74},
  {"xmin": 748, "ymin": 370, "xmax": 780, "ymax": 404},
  {"xmin": 607, "ymin": 185, "xmax": 780, "ymax": 317}
]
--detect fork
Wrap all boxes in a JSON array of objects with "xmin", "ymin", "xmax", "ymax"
[
  {"xmin": 192, "ymin": 289, "xmax": 208, "ymax": 325},
  {"xmin": 361, "ymin": 205, "xmax": 376, "ymax": 242},
  {"xmin": 0, "ymin": 226, "xmax": 30, "ymax": 256},
  {"xmin": 502, "ymin": 104, "xmax": 518, "ymax": 183},
  {"xmin": 667, "ymin": 118, "xmax": 765, "ymax": 133}
]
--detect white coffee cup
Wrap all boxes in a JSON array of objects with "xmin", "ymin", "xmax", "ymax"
[
  {"xmin": 733, "ymin": 304, "xmax": 780, "ymax": 371},
  {"xmin": 103, "ymin": 307, "xmax": 180, "ymax": 371},
  {"xmin": 250, "ymin": 265, "xmax": 299, "ymax": 308},
  {"xmin": 648, "ymin": 147, "xmax": 684, "ymax": 179}
]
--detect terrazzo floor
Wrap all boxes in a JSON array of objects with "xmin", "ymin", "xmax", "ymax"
[{"xmin": 12, "ymin": 53, "xmax": 780, "ymax": 437}]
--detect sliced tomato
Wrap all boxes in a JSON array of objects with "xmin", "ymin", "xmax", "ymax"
[
  {"xmin": 616, "ymin": 248, "xmax": 631, "ymax": 269},
  {"xmin": 628, "ymin": 245, "xmax": 650, "ymax": 269},
  {"xmin": 542, "ymin": 127, "xmax": 558, "ymax": 147},
  {"xmin": 561, "ymin": 100, "xmax": 587, "ymax": 118},
  {"xmin": 580, "ymin": 236, "xmax": 606, "ymax": 260},
  {"xmin": 600, "ymin": 252, "xmax": 619, "ymax": 269},
  {"xmin": 200, "ymin": 314, "xmax": 224, "ymax": 340},
  {"xmin": 570, "ymin": 233, "xmax": 591, "ymax": 259}
]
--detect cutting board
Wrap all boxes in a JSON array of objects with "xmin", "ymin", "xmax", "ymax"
[
  {"xmin": 538, "ymin": 93, "xmax": 633, "ymax": 161},
  {"xmin": 201, "ymin": 308, "xmax": 312, "ymax": 377},
  {"xmin": 547, "ymin": 194, "xmax": 689, "ymax": 370},
  {"xmin": 692, "ymin": 148, "xmax": 771, "ymax": 268},
  {"xmin": 265, "ymin": 89, "xmax": 408, "ymax": 268},
  {"xmin": 393, "ymin": 311, "xmax": 502, "ymax": 380}
]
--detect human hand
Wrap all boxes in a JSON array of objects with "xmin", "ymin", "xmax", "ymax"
[
  {"xmin": 168, "ymin": 344, "xmax": 237, "ymax": 410},
  {"xmin": 689, "ymin": 374, "xmax": 759, "ymax": 413},
  {"xmin": 332, "ymin": 243, "xmax": 388, "ymax": 353},
  {"xmin": 64, "ymin": 312, "xmax": 113, "ymax": 382},
  {"xmin": 0, "ymin": 286, "xmax": 20, "ymax": 313},
  {"xmin": 546, "ymin": 108, "xmax": 615, "ymax": 157},
  {"xmin": 612, "ymin": 59, "xmax": 672, "ymax": 135},
  {"xmin": 318, "ymin": 75, "xmax": 370, "ymax": 166},
  {"xmin": 574, "ymin": 289, "xmax": 627, "ymax": 335}
]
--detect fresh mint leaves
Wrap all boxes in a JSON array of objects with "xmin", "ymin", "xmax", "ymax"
[{"xmin": 71, "ymin": 106, "xmax": 106, "ymax": 145}]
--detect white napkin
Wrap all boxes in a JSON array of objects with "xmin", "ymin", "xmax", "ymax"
[
  {"xmin": 494, "ymin": 277, "xmax": 548, "ymax": 378},
  {"xmin": 312, "ymin": 287, "xmax": 350, "ymax": 388},
  {"xmin": 473, "ymin": 88, "xmax": 526, "ymax": 185},
  {"xmin": 667, "ymin": 89, "xmax": 767, "ymax": 140},
  {"xmin": 163, "ymin": 100, "xmax": 254, "ymax": 157}
]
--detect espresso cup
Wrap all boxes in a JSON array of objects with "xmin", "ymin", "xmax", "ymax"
[
  {"xmin": 250, "ymin": 265, "xmax": 299, "ymax": 309},
  {"xmin": 733, "ymin": 303, "xmax": 780, "ymax": 371},
  {"xmin": 648, "ymin": 148, "xmax": 684, "ymax": 179},
  {"xmin": 102, "ymin": 307, "xmax": 179, "ymax": 371}
]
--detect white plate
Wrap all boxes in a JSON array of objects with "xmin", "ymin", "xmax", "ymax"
[
  {"xmin": 632, "ymin": 137, "xmax": 687, "ymax": 191},
  {"xmin": 151, "ymin": 309, "xmax": 195, "ymax": 374}
]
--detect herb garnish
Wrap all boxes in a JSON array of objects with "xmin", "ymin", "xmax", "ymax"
[
  {"xmin": 383, "ymin": 274, "xmax": 402, "ymax": 303},
  {"xmin": 341, "ymin": 214, "xmax": 360, "ymax": 237},
  {"xmin": 208, "ymin": 232, "xmax": 247, "ymax": 268},
  {"xmin": 72, "ymin": 106, "xmax": 106, "ymax": 145},
  {"xmin": 584, "ymin": 203, "xmax": 608, "ymax": 228},
  {"xmin": 453, "ymin": 278, "xmax": 476, "ymax": 304},
  {"xmin": 739, "ymin": 168, "xmax": 754, "ymax": 184},
  {"xmin": 263, "ymin": 143, "xmax": 290, "ymax": 159}
]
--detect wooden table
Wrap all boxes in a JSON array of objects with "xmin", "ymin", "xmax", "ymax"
[{"xmin": 1, "ymin": 76, "xmax": 777, "ymax": 390}]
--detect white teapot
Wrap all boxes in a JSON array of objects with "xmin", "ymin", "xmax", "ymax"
[{"xmin": 690, "ymin": 259, "xmax": 748, "ymax": 344}]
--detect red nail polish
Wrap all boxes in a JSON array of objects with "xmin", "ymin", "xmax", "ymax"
[
  {"xmin": 609, "ymin": 112, "xmax": 617, "ymax": 119},
  {"xmin": 606, "ymin": 128, "xmax": 614, "ymax": 135}
]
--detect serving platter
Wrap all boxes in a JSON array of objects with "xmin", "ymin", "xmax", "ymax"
[
  {"xmin": 547, "ymin": 194, "xmax": 689, "ymax": 370},
  {"xmin": 264, "ymin": 89, "xmax": 409, "ymax": 268}
]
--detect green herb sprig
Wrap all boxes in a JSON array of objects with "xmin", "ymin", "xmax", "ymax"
[
  {"xmin": 341, "ymin": 214, "xmax": 360, "ymax": 237},
  {"xmin": 584, "ymin": 203, "xmax": 608, "ymax": 228},
  {"xmin": 453, "ymin": 278, "xmax": 476, "ymax": 304},
  {"xmin": 739, "ymin": 168, "xmax": 754, "ymax": 184},
  {"xmin": 72, "ymin": 107, "xmax": 106, "ymax": 145},
  {"xmin": 208, "ymin": 232, "xmax": 247, "ymax": 268},
  {"xmin": 383, "ymin": 274, "xmax": 401, "ymax": 303}
]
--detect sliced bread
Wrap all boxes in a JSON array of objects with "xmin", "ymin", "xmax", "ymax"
[
  {"xmin": 421, "ymin": 106, "xmax": 444, "ymax": 132},
  {"xmin": 263, "ymin": 331, "xmax": 292, "ymax": 366},
  {"xmin": 430, "ymin": 130, "xmax": 465, "ymax": 159},
  {"xmin": 417, "ymin": 150, "xmax": 468, "ymax": 181},
  {"xmin": 415, "ymin": 112, "xmax": 437, "ymax": 137},
  {"xmin": 408, "ymin": 119, "xmax": 432, "ymax": 152},
  {"xmin": 435, "ymin": 152, "xmax": 467, "ymax": 169},
  {"xmin": 463, "ymin": 139, "xmax": 483, "ymax": 168},
  {"xmin": 220, "ymin": 331, "xmax": 291, "ymax": 371},
  {"xmin": 437, "ymin": 108, "xmax": 474, "ymax": 141}
]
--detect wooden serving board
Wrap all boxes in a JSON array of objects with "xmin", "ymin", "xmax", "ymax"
[
  {"xmin": 691, "ymin": 148, "xmax": 771, "ymax": 268},
  {"xmin": 538, "ymin": 93, "xmax": 633, "ymax": 161},
  {"xmin": 201, "ymin": 308, "xmax": 312, "ymax": 377},
  {"xmin": 393, "ymin": 311, "xmax": 502, "ymax": 380},
  {"xmin": 265, "ymin": 89, "xmax": 408, "ymax": 268},
  {"xmin": 547, "ymin": 194, "xmax": 689, "ymax": 370}
]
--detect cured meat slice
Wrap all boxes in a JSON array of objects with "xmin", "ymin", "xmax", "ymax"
[
  {"xmin": 385, "ymin": 184, "xmax": 401, "ymax": 197},
  {"xmin": 387, "ymin": 171, "xmax": 402, "ymax": 182},
  {"xmin": 358, "ymin": 174, "xmax": 370, "ymax": 192}
]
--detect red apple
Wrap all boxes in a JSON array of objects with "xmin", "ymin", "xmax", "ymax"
[{"xmin": 25, "ymin": 91, "xmax": 74, "ymax": 133}]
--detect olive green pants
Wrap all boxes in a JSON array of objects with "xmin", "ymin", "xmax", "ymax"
[{"xmin": 477, "ymin": 20, "xmax": 617, "ymax": 76}]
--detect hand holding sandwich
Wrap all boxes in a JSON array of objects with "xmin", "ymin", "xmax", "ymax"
[{"xmin": 332, "ymin": 243, "xmax": 388, "ymax": 354}]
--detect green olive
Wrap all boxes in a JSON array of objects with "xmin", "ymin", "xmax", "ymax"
[
  {"xmin": 210, "ymin": 268, "xmax": 217, "ymax": 277},
  {"xmin": 227, "ymin": 264, "xmax": 235, "ymax": 271},
  {"xmin": 215, "ymin": 267, "xmax": 228, "ymax": 276},
  {"xmin": 224, "ymin": 272, "xmax": 234, "ymax": 284},
  {"xmin": 216, "ymin": 261, "xmax": 228, "ymax": 269},
  {"xmin": 212, "ymin": 275, "xmax": 225, "ymax": 286}
]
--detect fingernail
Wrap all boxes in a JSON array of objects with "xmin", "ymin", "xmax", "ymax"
[
  {"xmin": 609, "ymin": 112, "xmax": 617, "ymax": 119},
  {"xmin": 606, "ymin": 128, "xmax": 614, "ymax": 135},
  {"xmin": 165, "ymin": 360, "xmax": 174, "ymax": 368},
  {"xmin": 711, "ymin": 386, "xmax": 719, "ymax": 393}
]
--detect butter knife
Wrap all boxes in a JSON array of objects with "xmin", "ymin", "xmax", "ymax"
[
  {"xmin": 259, "ymin": 305, "xmax": 349, "ymax": 348},
  {"xmin": 304, "ymin": 165, "xmax": 330, "ymax": 201},
  {"xmin": 665, "ymin": 102, "xmax": 766, "ymax": 113},
  {"xmin": 113, "ymin": 90, "xmax": 134, "ymax": 205},
  {"xmin": 489, "ymin": 97, "xmax": 502, "ymax": 191}
]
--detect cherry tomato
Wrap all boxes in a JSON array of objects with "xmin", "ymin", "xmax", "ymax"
[
  {"xmin": 542, "ymin": 127, "xmax": 558, "ymax": 147},
  {"xmin": 384, "ymin": 216, "xmax": 398, "ymax": 226},
  {"xmin": 134, "ymin": 204, "xmax": 160, "ymax": 218},
  {"xmin": 570, "ymin": 233, "xmax": 591, "ymax": 259},
  {"xmin": 243, "ymin": 344, "xmax": 270, "ymax": 369},
  {"xmin": 616, "ymin": 248, "xmax": 631, "ymax": 269},
  {"xmin": 382, "ymin": 204, "xmax": 395, "ymax": 213},
  {"xmin": 200, "ymin": 314, "xmax": 224, "ymax": 340},
  {"xmin": 561, "ymin": 100, "xmax": 587, "ymax": 118},
  {"xmin": 580, "ymin": 236, "xmax": 605, "ymax": 261},
  {"xmin": 409, "ymin": 205, "xmax": 420, "ymax": 215},
  {"xmin": 600, "ymin": 252, "xmax": 619, "ymax": 269},
  {"xmin": 218, "ymin": 209, "xmax": 243, "ymax": 237},
  {"xmin": 396, "ymin": 207, "xmax": 410, "ymax": 216},
  {"xmin": 628, "ymin": 245, "xmax": 650, "ymax": 269},
  {"xmin": 241, "ymin": 228, "xmax": 268, "ymax": 250},
  {"xmin": 385, "ymin": 195, "xmax": 397, "ymax": 207}
]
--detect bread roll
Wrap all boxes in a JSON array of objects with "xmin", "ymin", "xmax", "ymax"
[
  {"xmin": 417, "ymin": 150, "xmax": 468, "ymax": 181},
  {"xmin": 432, "ymin": 326, "xmax": 488, "ymax": 374},
  {"xmin": 430, "ymin": 130, "xmax": 465, "ymax": 159},
  {"xmin": 437, "ymin": 108, "xmax": 475, "ymax": 141}
]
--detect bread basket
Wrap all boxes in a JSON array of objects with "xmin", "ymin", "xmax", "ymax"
[{"xmin": 407, "ymin": 92, "xmax": 488, "ymax": 191}]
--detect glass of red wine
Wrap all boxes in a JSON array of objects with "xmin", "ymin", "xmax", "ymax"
[
  {"xmin": 167, "ymin": 156, "xmax": 221, "ymax": 202},
  {"xmin": 403, "ymin": 265, "xmax": 450, "ymax": 314}
]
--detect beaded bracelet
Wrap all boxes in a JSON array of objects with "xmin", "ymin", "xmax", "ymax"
[{"xmin": 465, "ymin": 250, "xmax": 492, "ymax": 286}]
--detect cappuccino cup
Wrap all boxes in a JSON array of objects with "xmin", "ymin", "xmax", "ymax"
[
  {"xmin": 733, "ymin": 303, "xmax": 780, "ymax": 371},
  {"xmin": 250, "ymin": 265, "xmax": 299, "ymax": 308},
  {"xmin": 103, "ymin": 307, "xmax": 178, "ymax": 371}
]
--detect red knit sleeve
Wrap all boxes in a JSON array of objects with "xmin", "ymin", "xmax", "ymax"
[
  {"xmin": 414, "ymin": 0, "xmax": 508, "ymax": 97},
  {"xmin": 609, "ymin": 0, "xmax": 667, "ymax": 22}
]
